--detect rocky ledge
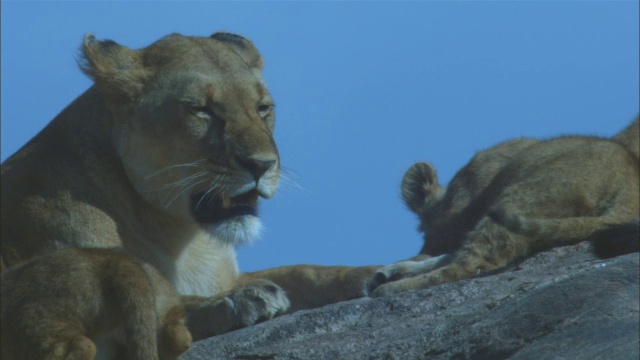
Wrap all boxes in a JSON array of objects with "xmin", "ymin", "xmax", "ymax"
[{"xmin": 181, "ymin": 243, "xmax": 639, "ymax": 360}]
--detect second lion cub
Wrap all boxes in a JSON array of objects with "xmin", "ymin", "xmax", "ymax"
[
  {"xmin": 1, "ymin": 249, "xmax": 192, "ymax": 360},
  {"xmin": 368, "ymin": 118, "xmax": 639, "ymax": 297}
]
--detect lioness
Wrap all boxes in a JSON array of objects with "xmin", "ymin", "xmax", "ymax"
[
  {"xmin": 368, "ymin": 118, "xmax": 639, "ymax": 297},
  {"xmin": 1, "ymin": 31, "xmax": 378, "ymax": 356},
  {"xmin": 1, "ymin": 249, "xmax": 192, "ymax": 360}
]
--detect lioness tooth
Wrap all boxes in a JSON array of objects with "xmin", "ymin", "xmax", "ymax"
[
  {"xmin": 248, "ymin": 191, "xmax": 259, "ymax": 205},
  {"xmin": 222, "ymin": 193, "xmax": 232, "ymax": 209}
]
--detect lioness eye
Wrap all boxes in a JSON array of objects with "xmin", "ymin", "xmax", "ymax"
[
  {"xmin": 257, "ymin": 104, "xmax": 273, "ymax": 118},
  {"xmin": 187, "ymin": 105, "xmax": 212, "ymax": 119}
]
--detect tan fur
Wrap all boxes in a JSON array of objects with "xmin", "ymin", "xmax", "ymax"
[
  {"xmin": 613, "ymin": 117, "xmax": 640, "ymax": 159},
  {"xmin": 1, "ymin": 31, "xmax": 378, "ymax": 355},
  {"xmin": 1, "ymin": 249, "xmax": 191, "ymax": 360},
  {"xmin": 369, "ymin": 118, "xmax": 639, "ymax": 296}
]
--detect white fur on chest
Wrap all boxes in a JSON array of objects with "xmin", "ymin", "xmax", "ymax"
[{"xmin": 173, "ymin": 231, "xmax": 240, "ymax": 297}]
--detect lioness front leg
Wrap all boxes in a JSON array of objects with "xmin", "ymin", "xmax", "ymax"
[{"xmin": 183, "ymin": 279, "xmax": 290, "ymax": 341}]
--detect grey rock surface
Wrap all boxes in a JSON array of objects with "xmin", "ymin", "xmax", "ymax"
[{"xmin": 181, "ymin": 243, "xmax": 639, "ymax": 360}]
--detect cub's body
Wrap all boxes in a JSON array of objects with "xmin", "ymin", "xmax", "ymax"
[
  {"xmin": 1, "ymin": 249, "xmax": 191, "ymax": 360},
  {"xmin": 369, "ymin": 119, "xmax": 639, "ymax": 296}
]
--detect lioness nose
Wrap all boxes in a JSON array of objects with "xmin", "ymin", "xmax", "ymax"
[{"xmin": 238, "ymin": 157, "xmax": 277, "ymax": 181}]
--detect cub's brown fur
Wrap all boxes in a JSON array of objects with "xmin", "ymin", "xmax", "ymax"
[
  {"xmin": 1, "ymin": 31, "xmax": 378, "ymax": 356},
  {"xmin": 1, "ymin": 249, "xmax": 191, "ymax": 360},
  {"xmin": 369, "ymin": 118, "xmax": 639, "ymax": 296}
]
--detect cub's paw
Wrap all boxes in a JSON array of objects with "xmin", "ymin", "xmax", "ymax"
[
  {"xmin": 401, "ymin": 162, "xmax": 444, "ymax": 214},
  {"xmin": 368, "ymin": 276, "xmax": 421, "ymax": 298},
  {"xmin": 228, "ymin": 279, "xmax": 290, "ymax": 328},
  {"xmin": 366, "ymin": 254, "xmax": 452, "ymax": 296},
  {"xmin": 159, "ymin": 306, "xmax": 192, "ymax": 359},
  {"xmin": 49, "ymin": 335, "xmax": 97, "ymax": 360}
]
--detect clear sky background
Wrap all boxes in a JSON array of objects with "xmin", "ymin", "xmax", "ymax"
[{"xmin": 2, "ymin": 1, "xmax": 638, "ymax": 272}]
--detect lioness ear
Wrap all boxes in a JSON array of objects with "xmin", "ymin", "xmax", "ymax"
[
  {"xmin": 210, "ymin": 32, "xmax": 263, "ymax": 72},
  {"xmin": 80, "ymin": 34, "xmax": 149, "ymax": 104}
]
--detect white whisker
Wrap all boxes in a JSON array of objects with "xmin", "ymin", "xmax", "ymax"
[
  {"xmin": 279, "ymin": 168, "xmax": 307, "ymax": 193},
  {"xmin": 165, "ymin": 178, "xmax": 207, "ymax": 209},
  {"xmin": 195, "ymin": 174, "xmax": 228, "ymax": 210},
  {"xmin": 144, "ymin": 159, "xmax": 207, "ymax": 180},
  {"xmin": 145, "ymin": 171, "xmax": 208, "ymax": 193},
  {"xmin": 196, "ymin": 183, "xmax": 222, "ymax": 210}
]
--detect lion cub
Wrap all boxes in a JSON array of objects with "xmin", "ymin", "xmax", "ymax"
[
  {"xmin": 368, "ymin": 118, "xmax": 639, "ymax": 297},
  {"xmin": 1, "ymin": 249, "xmax": 192, "ymax": 360}
]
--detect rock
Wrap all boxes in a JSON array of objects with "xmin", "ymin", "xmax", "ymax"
[{"xmin": 181, "ymin": 243, "xmax": 639, "ymax": 360}]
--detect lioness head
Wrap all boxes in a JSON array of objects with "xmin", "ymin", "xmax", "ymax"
[{"xmin": 81, "ymin": 32, "xmax": 278, "ymax": 245}]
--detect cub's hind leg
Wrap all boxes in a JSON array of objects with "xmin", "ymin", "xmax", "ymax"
[{"xmin": 370, "ymin": 218, "xmax": 529, "ymax": 297}]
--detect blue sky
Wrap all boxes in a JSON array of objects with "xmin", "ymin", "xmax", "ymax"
[{"xmin": 2, "ymin": 1, "xmax": 638, "ymax": 272}]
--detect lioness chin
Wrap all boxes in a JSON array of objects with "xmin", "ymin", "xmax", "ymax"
[
  {"xmin": 1, "ymin": 31, "xmax": 379, "ymax": 358},
  {"xmin": 368, "ymin": 118, "xmax": 639, "ymax": 297}
]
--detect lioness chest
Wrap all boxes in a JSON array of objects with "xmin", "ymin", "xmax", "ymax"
[{"xmin": 172, "ymin": 231, "xmax": 240, "ymax": 297}]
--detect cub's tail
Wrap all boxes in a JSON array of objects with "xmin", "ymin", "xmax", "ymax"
[
  {"xmin": 590, "ymin": 218, "xmax": 640, "ymax": 258},
  {"xmin": 488, "ymin": 208, "xmax": 639, "ymax": 258}
]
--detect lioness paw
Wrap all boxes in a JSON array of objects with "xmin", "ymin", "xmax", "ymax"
[{"xmin": 229, "ymin": 279, "xmax": 290, "ymax": 328}]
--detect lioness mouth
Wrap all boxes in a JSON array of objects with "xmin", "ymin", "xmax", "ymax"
[{"xmin": 191, "ymin": 190, "xmax": 259, "ymax": 224}]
